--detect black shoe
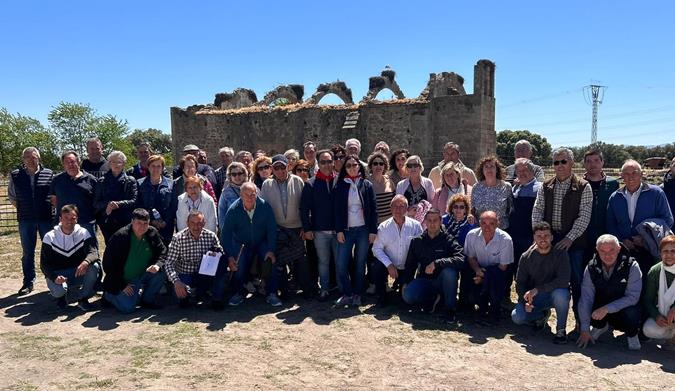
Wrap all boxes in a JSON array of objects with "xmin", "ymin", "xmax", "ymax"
[
  {"xmin": 553, "ymin": 329, "xmax": 568, "ymax": 345},
  {"xmin": 56, "ymin": 296, "xmax": 68, "ymax": 310},
  {"xmin": 77, "ymin": 299, "xmax": 95, "ymax": 312},
  {"xmin": 440, "ymin": 311, "xmax": 457, "ymax": 325},
  {"xmin": 18, "ymin": 283, "xmax": 34, "ymax": 296},
  {"xmin": 211, "ymin": 300, "xmax": 225, "ymax": 311},
  {"xmin": 179, "ymin": 298, "xmax": 192, "ymax": 309},
  {"xmin": 100, "ymin": 295, "xmax": 113, "ymax": 309},
  {"xmin": 376, "ymin": 295, "xmax": 388, "ymax": 308},
  {"xmin": 140, "ymin": 301, "xmax": 163, "ymax": 310}
]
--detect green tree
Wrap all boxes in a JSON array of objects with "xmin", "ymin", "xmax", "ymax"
[
  {"xmin": 47, "ymin": 102, "xmax": 130, "ymax": 158},
  {"xmin": 496, "ymin": 130, "xmax": 552, "ymax": 166},
  {"xmin": 126, "ymin": 128, "xmax": 173, "ymax": 154},
  {"xmin": 0, "ymin": 108, "xmax": 60, "ymax": 175}
]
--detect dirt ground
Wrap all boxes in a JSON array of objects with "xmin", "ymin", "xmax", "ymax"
[{"xmin": 1, "ymin": 232, "xmax": 674, "ymax": 390}]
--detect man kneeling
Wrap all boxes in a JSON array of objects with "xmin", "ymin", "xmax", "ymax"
[
  {"xmin": 577, "ymin": 234, "xmax": 642, "ymax": 350},
  {"xmin": 401, "ymin": 208, "xmax": 464, "ymax": 323},
  {"xmin": 511, "ymin": 221, "xmax": 571, "ymax": 344},
  {"xmin": 102, "ymin": 209, "xmax": 167, "ymax": 313},
  {"xmin": 40, "ymin": 204, "xmax": 101, "ymax": 311}
]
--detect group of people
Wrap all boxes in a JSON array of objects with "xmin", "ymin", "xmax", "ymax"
[{"xmin": 8, "ymin": 135, "xmax": 675, "ymax": 351}]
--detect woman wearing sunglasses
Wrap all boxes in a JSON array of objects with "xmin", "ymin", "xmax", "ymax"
[
  {"xmin": 333, "ymin": 154, "xmax": 378, "ymax": 307},
  {"xmin": 442, "ymin": 193, "xmax": 477, "ymax": 247},
  {"xmin": 395, "ymin": 155, "xmax": 435, "ymax": 207},
  {"xmin": 368, "ymin": 152, "xmax": 395, "ymax": 224},
  {"xmin": 251, "ymin": 156, "xmax": 273, "ymax": 189},
  {"xmin": 217, "ymin": 161, "xmax": 249, "ymax": 232}
]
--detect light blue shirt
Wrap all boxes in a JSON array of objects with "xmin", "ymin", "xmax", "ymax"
[{"xmin": 463, "ymin": 227, "xmax": 514, "ymax": 267}]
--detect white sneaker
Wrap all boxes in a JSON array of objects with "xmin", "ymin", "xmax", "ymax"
[
  {"xmin": 590, "ymin": 324, "xmax": 609, "ymax": 341},
  {"xmin": 627, "ymin": 335, "xmax": 641, "ymax": 350}
]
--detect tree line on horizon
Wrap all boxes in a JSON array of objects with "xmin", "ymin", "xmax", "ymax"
[
  {"xmin": 1, "ymin": 105, "xmax": 673, "ymax": 175},
  {"xmin": 0, "ymin": 103, "xmax": 172, "ymax": 175}
]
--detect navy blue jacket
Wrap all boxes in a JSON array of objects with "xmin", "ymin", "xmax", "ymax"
[
  {"xmin": 300, "ymin": 176, "xmax": 336, "ymax": 232},
  {"xmin": 136, "ymin": 176, "xmax": 176, "ymax": 243},
  {"xmin": 221, "ymin": 196, "xmax": 277, "ymax": 257},
  {"xmin": 333, "ymin": 178, "xmax": 378, "ymax": 235}
]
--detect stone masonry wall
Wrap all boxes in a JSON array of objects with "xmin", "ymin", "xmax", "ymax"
[{"xmin": 171, "ymin": 60, "xmax": 496, "ymax": 172}]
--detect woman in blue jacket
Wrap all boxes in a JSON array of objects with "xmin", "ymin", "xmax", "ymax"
[
  {"xmin": 136, "ymin": 155, "xmax": 176, "ymax": 244},
  {"xmin": 333, "ymin": 155, "xmax": 378, "ymax": 307}
]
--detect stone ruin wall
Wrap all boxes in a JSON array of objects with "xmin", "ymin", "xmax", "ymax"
[{"xmin": 171, "ymin": 59, "xmax": 496, "ymax": 172}]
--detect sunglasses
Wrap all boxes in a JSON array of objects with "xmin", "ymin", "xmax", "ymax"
[
  {"xmin": 230, "ymin": 172, "xmax": 246, "ymax": 177},
  {"xmin": 452, "ymin": 204, "xmax": 466, "ymax": 210},
  {"xmin": 295, "ymin": 168, "xmax": 309, "ymax": 173},
  {"xmin": 345, "ymin": 163, "xmax": 360, "ymax": 169},
  {"xmin": 553, "ymin": 159, "xmax": 568, "ymax": 166},
  {"xmin": 257, "ymin": 165, "xmax": 271, "ymax": 171},
  {"xmin": 371, "ymin": 161, "xmax": 385, "ymax": 167},
  {"xmin": 406, "ymin": 164, "xmax": 420, "ymax": 169},
  {"xmin": 273, "ymin": 165, "xmax": 287, "ymax": 171},
  {"xmin": 319, "ymin": 160, "xmax": 333, "ymax": 165}
]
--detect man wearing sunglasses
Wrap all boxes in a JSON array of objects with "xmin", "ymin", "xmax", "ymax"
[{"xmin": 532, "ymin": 147, "xmax": 593, "ymax": 328}]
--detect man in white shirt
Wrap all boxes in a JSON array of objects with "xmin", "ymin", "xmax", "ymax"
[
  {"xmin": 462, "ymin": 211, "xmax": 514, "ymax": 324},
  {"xmin": 372, "ymin": 195, "xmax": 423, "ymax": 306}
]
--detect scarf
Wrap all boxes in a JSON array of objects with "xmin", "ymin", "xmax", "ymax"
[
  {"xmin": 446, "ymin": 215, "xmax": 469, "ymax": 237},
  {"xmin": 658, "ymin": 263, "xmax": 675, "ymax": 317},
  {"xmin": 316, "ymin": 170, "xmax": 334, "ymax": 182}
]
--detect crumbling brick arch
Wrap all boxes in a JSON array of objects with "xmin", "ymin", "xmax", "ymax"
[
  {"xmin": 261, "ymin": 84, "xmax": 305, "ymax": 106},
  {"xmin": 363, "ymin": 67, "xmax": 405, "ymax": 101},
  {"xmin": 306, "ymin": 81, "xmax": 354, "ymax": 105}
]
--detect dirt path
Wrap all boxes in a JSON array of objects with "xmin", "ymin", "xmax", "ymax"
[{"xmin": 1, "ymin": 233, "xmax": 674, "ymax": 390}]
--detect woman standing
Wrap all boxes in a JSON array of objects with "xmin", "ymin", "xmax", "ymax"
[
  {"xmin": 331, "ymin": 145, "xmax": 347, "ymax": 174},
  {"xmin": 388, "ymin": 149, "xmax": 410, "ymax": 185},
  {"xmin": 367, "ymin": 152, "xmax": 395, "ymax": 224},
  {"xmin": 94, "ymin": 151, "xmax": 138, "ymax": 244},
  {"xmin": 334, "ymin": 155, "xmax": 378, "ymax": 306},
  {"xmin": 217, "ymin": 162, "xmax": 248, "ymax": 232},
  {"xmin": 284, "ymin": 149, "xmax": 300, "ymax": 173},
  {"xmin": 395, "ymin": 155, "xmax": 435, "ymax": 207},
  {"xmin": 176, "ymin": 177, "xmax": 217, "ymax": 232},
  {"xmin": 136, "ymin": 155, "xmax": 175, "ymax": 244},
  {"xmin": 293, "ymin": 159, "xmax": 311, "ymax": 182},
  {"xmin": 251, "ymin": 156, "xmax": 273, "ymax": 189},
  {"xmin": 432, "ymin": 162, "xmax": 472, "ymax": 212},
  {"xmin": 471, "ymin": 156, "xmax": 513, "ymax": 230},
  {"xmin": 173, "ymin": 155, "xmax": 216, "ymax": 202}
]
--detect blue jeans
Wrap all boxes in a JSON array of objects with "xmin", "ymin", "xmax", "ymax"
[
  {"xmin": 568, "ymin": 249, "xmax": 585, "ymax": 319},
  {"xmin": 336, "ymin": 226, "xmax": 369, "ymax": 296},
  {"xmin": 177, "ymin": 261, "xmax": 229, "ymax": 302},
  {"xmin": 402, "ymin": 268, "xmax": 459, "ymax": 311},
  {"xmin": 313, "ymin": 231, "xmax": 338, "ymax": 292},
  {"xmin": 18, "ymin": 220, "xmax": 52, "ymax": 285},
  {"xmin": 230, "ymin": 246, "xmax": 283, "ymax": 297},
  {"xmin": 104, "ymin": 272, "xmax": 166, "ymax": 313},
  {"xmin": 45, "ymin": 262, "xmax": 101, "ymax": 300},
  {"xmin": 511, "ymin": 288, "xmax": 570, "ymax": 331}
]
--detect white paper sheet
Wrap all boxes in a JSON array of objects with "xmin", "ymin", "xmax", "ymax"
[{"xmin": 198, "ymin": 252, "xmax": 222, "ymax": 276}]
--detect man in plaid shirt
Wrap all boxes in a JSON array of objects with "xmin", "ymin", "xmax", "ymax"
[
  {"xmin": 165, "ymin": 210, "xmax": 227, "ymax": 310},
  {"xmin": 532, "ymin": 147, "xmax": 592, "ymax": 325}
]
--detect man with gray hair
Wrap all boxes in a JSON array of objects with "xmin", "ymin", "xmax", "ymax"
[
  {"xmin": 576, "ymin": 234, "xmax": 642, "ymax": 350},
  {"xmin": 505, "ymin": 140, "xmax": 545, "ymax": 183},
  {"xmin": 428, "ymin": 142, "xmax": 478, "ymax": 189},
  {"xmin": 372, "ymin": 194, "xmax": 423, "ymax": 306},
  {"xmin": 81, "ymin": 137, "xmax": 109, "ymax": 179},
  {"xmin": 532, "ymin": 147, "xmax": 592, "ymax": 324},
  {"xmin": 9, "ymin": 147, "xmax": 54, "ymax": 295},
  {"xmin": 607, "ymin": 159, "xmax": 673, "ymax": 282}
]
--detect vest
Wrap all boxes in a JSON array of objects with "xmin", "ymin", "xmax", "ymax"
[
  {"xmin": 587, "ymin": 252, "xmax": 633, "ymax": 308},
  {"xmin": 543, "ymin": 174, "xmax": 588, "ymax": 251},
  {"xmin": 10, "ymin": 166, "xmax": 53, "ymax": 221}
]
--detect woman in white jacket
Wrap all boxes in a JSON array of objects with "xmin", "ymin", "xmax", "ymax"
[
  {"xmin": 395, "ymin": 155, "xmax": 435, "ymax": 207},
  {"xmin": 176, "ymin": 176, "xmax": 217, "ymax": 233}
]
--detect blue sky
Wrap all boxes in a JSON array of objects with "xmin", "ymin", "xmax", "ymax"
[{"xmin": 1, "ymin": 1, "xmax": 674, "ymax": 148}]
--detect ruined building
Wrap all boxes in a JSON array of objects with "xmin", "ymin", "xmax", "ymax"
[{"xmin": 171, "ymin": 59, "xmax": 495, "ymax": 170}]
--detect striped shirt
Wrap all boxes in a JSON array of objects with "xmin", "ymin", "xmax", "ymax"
[{"xmin": 375, "ymin": 191, "xmax": 395, "ymax": 223}]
